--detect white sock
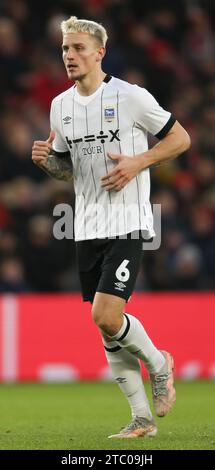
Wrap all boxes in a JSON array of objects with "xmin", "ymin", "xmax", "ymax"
[
  {"xmin": 110, "ymin": 313, "xmax": 165, "ymax": 374},
  {"xmin": 103, "ymin": 337, "xmax": 152, "ymax": 420}
]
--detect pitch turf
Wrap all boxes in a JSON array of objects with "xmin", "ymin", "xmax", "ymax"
[{"xmin": 0, "ymin": 381, "xmax": 214, "ymax": 450}]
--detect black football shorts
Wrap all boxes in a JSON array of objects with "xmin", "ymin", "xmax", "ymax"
[{"xmin": 76, "ymin": 231, "xmax": 144, "ymax": 302}]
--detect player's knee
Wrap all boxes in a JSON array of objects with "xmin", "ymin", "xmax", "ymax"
[
  {"xmin": 91, "ymin": 304, "xmax": 122, "ymax": 333},
  {"xmin": 91, "ymin": 304, "xmax": 110, "ymax": 329}
]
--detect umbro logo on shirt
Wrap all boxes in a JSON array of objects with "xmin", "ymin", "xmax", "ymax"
[{"xmin": 63, "ymin": 116, "xmax": 72, "ymax": 124}]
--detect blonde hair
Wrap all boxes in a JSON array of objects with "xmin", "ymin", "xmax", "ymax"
[{"xmin": 61, "ymin": 16, "xmax": 108, "ymax": 47}]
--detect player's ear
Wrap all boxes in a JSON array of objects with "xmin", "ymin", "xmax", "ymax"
[{"xmin": 96, "ymin": 46, "xmax": 106, "ymax": 62}]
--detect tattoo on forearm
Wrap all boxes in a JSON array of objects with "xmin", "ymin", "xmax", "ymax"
[{"xmin": 38, "ymin": 151, "xmax": 73, "ymax": 181}]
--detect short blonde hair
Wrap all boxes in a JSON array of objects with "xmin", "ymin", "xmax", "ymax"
[{"xmin": 61, "ymin": 16, "xmax": 108, "ymax": 47}]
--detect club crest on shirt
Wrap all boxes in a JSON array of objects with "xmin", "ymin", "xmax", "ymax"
[{"xmin": 104, "ymin": 106, "xmax": 115, "ymax": 122}]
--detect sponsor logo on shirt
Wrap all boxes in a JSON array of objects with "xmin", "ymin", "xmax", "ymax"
[
  {"xmin": 65, "ymin": 129, "xmax": 120, "ymax": 149},
  {"xmin": 82, "ymin": 146, "xmax": 102, "ymax": 156}
]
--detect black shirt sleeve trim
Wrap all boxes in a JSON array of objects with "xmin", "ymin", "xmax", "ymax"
[
  {"xmin": 155, "ymin": 115, "xmax": 176, "ymax": 140},
  {"xmin": 52, "ymin": 149, "xmax": 70, "ymax": 157}
]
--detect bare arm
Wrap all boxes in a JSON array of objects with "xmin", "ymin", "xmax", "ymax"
[
  {"xmin": 37, "ymin": 150, "xmax": 73, "ymax": 182},
  {"xmin": 136, "ymin": 121, "xmax": 191, "ymax": 170},
  {"xmin": 101, "ymin": 121, "xmax": 191, "ymax": 191},
  {"xmin": 32, "ymin": 131, "xmax": 73, "ymax": 182}
]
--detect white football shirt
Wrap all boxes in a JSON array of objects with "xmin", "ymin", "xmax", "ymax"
[{"xmin": 50, "ymin": 76, "xmax": 175, "ymax": 241}]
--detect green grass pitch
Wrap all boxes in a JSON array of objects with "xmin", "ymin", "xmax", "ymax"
[{"xmin": 0, "ymin": 381, "xmax": 214, "ymax": 450}]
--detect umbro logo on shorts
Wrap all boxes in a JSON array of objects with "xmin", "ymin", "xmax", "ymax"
[{"xmin": 114, "ymin": 281, "xmax": 126, "ymax": 291}]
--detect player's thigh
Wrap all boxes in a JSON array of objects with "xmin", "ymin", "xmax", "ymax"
[
  {"xmin": 76, "ymin": 240, "xmax": 103, "ymax": 303},
  {"xmin": 78, "ymin": 262, "xmax": 102, "ymax": 302},
  {"xmin": 96, "ymin": 234, "xmax": 144, "ymax": 301}
]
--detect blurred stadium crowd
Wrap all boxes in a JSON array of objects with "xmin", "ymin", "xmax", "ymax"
[{"xmin": 0, "ymin": 0, "xmax": 214, "ymax": 293}]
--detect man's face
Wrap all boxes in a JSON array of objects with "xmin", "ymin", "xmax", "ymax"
[{"xmin": 62, "ymin": 32, "xmax": 104, "ymax": 81}]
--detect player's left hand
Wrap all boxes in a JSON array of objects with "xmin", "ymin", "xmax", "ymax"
[{"xmin": 101, "ymin": 153, "xmax": 141, "ymax": 191}]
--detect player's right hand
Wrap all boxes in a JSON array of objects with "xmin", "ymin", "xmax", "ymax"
[{"xmin": 32, "ymin": 130, "xmax": 55, "ymax": 165}]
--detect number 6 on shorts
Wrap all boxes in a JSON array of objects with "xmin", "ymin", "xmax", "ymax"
[{"xmin": 115, "ymin": 259, "xmax": 130, "ymax": 282}]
